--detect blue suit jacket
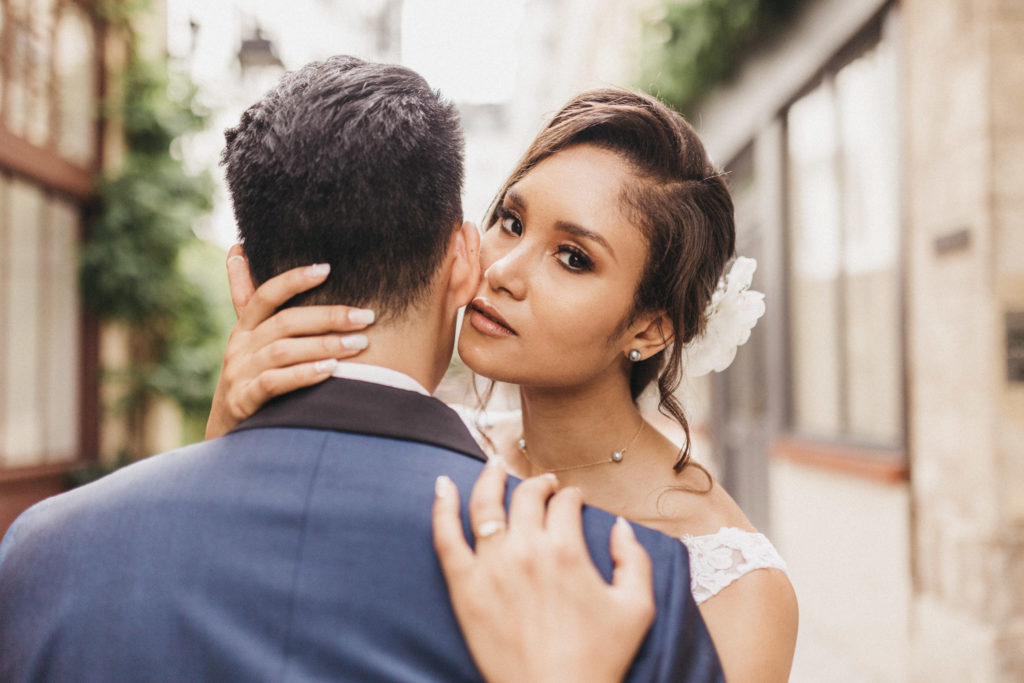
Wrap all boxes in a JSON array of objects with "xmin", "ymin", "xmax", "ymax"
[{"xmin": 0, "ymin": 378, "xmax": 723, "ymax": 681}]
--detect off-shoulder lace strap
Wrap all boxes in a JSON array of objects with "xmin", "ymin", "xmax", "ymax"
[{"xmin": 680, "ymin": 527, "xmax": 788, "ymax": 605}]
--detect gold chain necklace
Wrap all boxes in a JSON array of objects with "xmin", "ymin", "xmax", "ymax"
[{"xmin": 517, "ymin": 419, "xmax": 646, "ymax": 474}]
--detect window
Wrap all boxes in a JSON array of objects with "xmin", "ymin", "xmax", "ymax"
[
  {"xmin": 0, "ymin": 0, "xmax": 100, "ymax": 469},
  {"xmin": 0, "ymin": 175, "xmax": 82, "ymax": 466},
  {"xmin": 54, "ymin": 1, "xmax": 97, "ymax": 166},
  {"xmin": 3, "ymin": 0, "xmax": 97, "ymax": 166},
  {"xmin": 785, "ymin": 34, "xmax": 903, "ymax": 446}
]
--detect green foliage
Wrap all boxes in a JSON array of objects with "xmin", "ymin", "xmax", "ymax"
[
  {"xmin": 81, "ymin": 61, "xmax": 212, "ymax": 324},
  {"xmin": 149, "ymin": 240, "xmax": 236, "ymax": 442},
  {"xmin": 638, "ymin": 0, "xmax": 805, "ymax": 116},
  {"xmin": 95, "ymin": 0, "xmax": 153, "ymax": 26},
  {"xmin": 80, "ymin": 52, "xmax": 226, "ymax": 437},
  {"xmin": 67, "ymin": 451, "xmax": 135, "ymax": 488}
]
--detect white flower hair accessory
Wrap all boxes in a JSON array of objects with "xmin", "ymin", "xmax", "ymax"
[{"xmin": 680, "ymin": 256, "xmax": 766, "ymax": 377}]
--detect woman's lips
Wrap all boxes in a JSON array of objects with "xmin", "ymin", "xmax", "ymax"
[{"xmin": 468, "ymin": 298, "xmax": 517, "ymax": 337}]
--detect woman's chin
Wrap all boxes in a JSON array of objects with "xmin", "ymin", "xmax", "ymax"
[
  {"xmin": 456, "ymin": 321, "xmax": 595, "ymax": 389},
  {"xmin": 456, "ymin": 333, "xmax": 496, "ymax": 379},
  {"xmin": 457, "ymin": 330, "xmax": 518, "ymax": 385}
]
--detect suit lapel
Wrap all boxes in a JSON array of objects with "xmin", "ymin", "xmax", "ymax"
[{"xmin": 230, "ymin": 378, "xmax": 487, "ymax": 462}]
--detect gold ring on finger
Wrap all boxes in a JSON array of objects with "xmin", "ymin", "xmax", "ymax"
[{"xmin": 474, "ymin": 519, "xmax": 508, "ymax": 540}]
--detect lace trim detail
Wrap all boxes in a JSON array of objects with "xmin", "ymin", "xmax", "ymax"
[{"xmin": 680, "ymin": 527, "xmax": 788, "ymax": 605}]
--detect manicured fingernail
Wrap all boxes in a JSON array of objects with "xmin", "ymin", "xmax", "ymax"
[
  {"xmin": 308, "ymin": 263, "xmax": 331, "ymax": 278},
  {"xmin": 487, "ymin": 455, "xmax": 505, "ymax": 470},
  {"xmin": 435, "ymin": 475, "xmax": 454, "ymax": 498},
  {"xmin": 542, "ymin": 472, "xmax": 558, "ymax": 483},
  {"xmin": 227, "ymin": 254, "xmax": 245, "ymax": 265},
  {"xmin": 615, "ymin": 516, "xmax": 635, "ymax": 537},
  {"xmin": 348, "ymin": 309, "xmax": 375, "ymax": 325},
  {"xmin": 341, "ymin": 334, "xmax": 368, "ymax": 350},
  {"xmin": 314, "ymin": 358, "xmax": 338, "ymax": 374}
]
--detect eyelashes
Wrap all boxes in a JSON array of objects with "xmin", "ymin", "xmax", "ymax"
[
  {"xmin": 495, "ymin": 204, "xmax": 522, "ymax": 236},
  {"xmin": 555, "ymin": 245, "xmax": 594, "ymax": 272},
  {"xmin": 494, "ymin": 204, "xmax": 595, "ymax": 273}
]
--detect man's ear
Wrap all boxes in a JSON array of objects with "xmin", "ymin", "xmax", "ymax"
[
  {"xmin": 624, "ymin": 312, "xmax": 673, "ymax": 361},
  {"xmin": 226, "ymin": 243, "xmax": 257, "ymax": 318},
  {"xmin": 445, "ymin": 221, "xmax": 481, "ymax": 310}
]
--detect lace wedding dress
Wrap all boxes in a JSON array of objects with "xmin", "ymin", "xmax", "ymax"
[{"xmin": 680, "ymin": 527, "xmax": 788, "ymax": 604}]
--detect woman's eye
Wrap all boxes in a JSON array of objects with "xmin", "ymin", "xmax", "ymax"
[
  {"xmin": 500, "ymin": 214, "xmax": 523, "ymax": 236},
  {"xmin": 556, "ymin": 247, "xmax": 594, "ymax": 272}
]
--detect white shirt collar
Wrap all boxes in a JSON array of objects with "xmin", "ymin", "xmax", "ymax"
[{"xmin": 330, "ymin": 362, "xmax": 430, "ymax": 396}]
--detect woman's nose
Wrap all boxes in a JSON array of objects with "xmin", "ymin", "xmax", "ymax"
[{"xmin": 483, "ymin": 242, "xmax": 528, "ymax": 300}]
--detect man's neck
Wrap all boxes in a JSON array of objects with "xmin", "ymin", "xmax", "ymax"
[{"xmin": 345, "ymin": 311, "xmax": 453, "ymax": 394}]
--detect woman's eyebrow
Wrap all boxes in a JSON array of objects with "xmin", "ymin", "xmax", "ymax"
[
  {"xmin": 505, "ymin": 187, "xmax": 617, "ymax": 261},
  {"xmin": 505, "ymin": 188, "xmax": 527, "ymax": 211},
  {"xmin": 554, "ymin": 220, "xmax": 616, "ymax": 261}
]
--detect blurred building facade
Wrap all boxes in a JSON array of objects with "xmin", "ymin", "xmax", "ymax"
[
  {"xmin": 0, "ymin": 0, "xmax": 113, "ymax": 532},
  {"xmin": 0, "ymin": 0, "xmax": 191, "ymax": 534},
  {"xmin": 694, "ymin": 0, "xmax": 1024, "ymax": 679}
]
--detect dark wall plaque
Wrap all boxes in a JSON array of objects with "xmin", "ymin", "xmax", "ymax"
[{"xmin": 1008, "ymin": 312, "xmax": 1024, "ymax": 383}]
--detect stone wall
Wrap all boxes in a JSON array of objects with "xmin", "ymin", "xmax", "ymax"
[{"xmin": 903, "ymin": 0, "xmax": 1024, "ymax": 679}]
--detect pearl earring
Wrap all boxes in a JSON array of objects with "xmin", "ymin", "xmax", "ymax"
[{"xmin": 628, "ymin": 349, "xmax": 642, "ymax": 362}]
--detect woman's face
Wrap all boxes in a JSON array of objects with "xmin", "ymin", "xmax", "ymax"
[{"xmin": 457, "ymin": 144, "xmax": 653, "ymax": 390}]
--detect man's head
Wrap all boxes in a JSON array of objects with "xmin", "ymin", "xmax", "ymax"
[{"xmin": 222, "ymin": 56, "xmax": 465, "ymax": 320}]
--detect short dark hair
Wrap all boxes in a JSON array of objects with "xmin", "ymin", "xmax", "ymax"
[{"xmin": 222, "ymin": 55, "xmax": 464, "ymax": 318}]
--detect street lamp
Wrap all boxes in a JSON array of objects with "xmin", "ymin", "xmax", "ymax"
[
  {"xmin": 237, "ymin": 26, "xmax": 284, "ymax": 94},
  {"xmin": 238, "ymin": 27, "xmax": 284, "ymax": 72}
]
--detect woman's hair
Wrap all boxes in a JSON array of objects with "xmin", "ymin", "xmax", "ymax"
[{"xmin": 484, "ymin": 88, "xmax": 736, "ymax": 473}]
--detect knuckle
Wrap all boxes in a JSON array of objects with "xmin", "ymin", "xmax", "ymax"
[
  {"xmin": 267, "ymin": 340, "xmax": 288, "ymax": 364},
  {"xmin": 511, "ymin": 478, "xmax": 551, "ymax": 507},
  {"xmin": 460, "ymin": 595, "xmax": 489, "ymax": 621},
  {"xmin": 535, "ymin": 474, "xmax": 558, "ymax": 493},
  {"xmin": 298, "ymin": 362, "xmax": 318, "ymax": 380},
  {"xmin": 256, "ymin": 372, "xmax": 277, "ymax": 395},
  {"xmin": 636, "ymin": 595, "xmax": 656, "ymax": 623},
  {"xmin": 224, "ymin": 334, "xmax": 245, "ymax": 356},
  {"xmin": 520, "ymin": 476, "xmax": 546, "ymax": 493},
  {"xmin": 330, "ymin": 307, "xmax": 349, "ymax": 329},
  {"xmin": 562, "ymin": 486, "xmax": 583, "ymax": 505},
  {"xmin": 506, "ymin": 540, "xmax": 534, "ymax": 568},
  {"xmin": 467, "ymin": 495, "xmax": 492, "ymax": 520},
  {"xmin": 248, "ymin": 290, "xmax": 267, "ymax": 309},
  {"xmin": 272, "ymin": 312, "xmax": 295, "ymax": 337},
  {"xmin": 551, "ymin": 539, "xmax": 576, "ymax": 565},
  {"xmin": 222, "ymin": 365, "xmax": 239, "ymax": 385},
  {"xmin": 511, "ymin": 479, "xmax": 536, "ymax": 501},
  {"xmin": 227, "ymin": 397, "xmax": 247, "ymax": 422}
]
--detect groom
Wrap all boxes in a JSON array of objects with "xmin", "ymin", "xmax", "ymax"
[{"xmin": 0, "ymin": 56, "xmax": 722, "ymax": 680}]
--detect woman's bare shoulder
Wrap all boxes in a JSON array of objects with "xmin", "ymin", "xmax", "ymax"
[
  {"xmin": 646, "ymin": 472, "xmax": 755, "ymax": 539},
  {"xmin": 675, "ymin": 474, "xmax": 797, "ymax": 681},
  {"xmin": 689, "ymin": 479, "xmax": 756, "ymax": 535},
  {"xmin": 699, "ymin": 564, "xmax": 798, "ymax": 682}
]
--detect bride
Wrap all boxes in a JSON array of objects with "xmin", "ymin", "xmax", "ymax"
[{"xmin": 206, "ymin": 88, "xmax": 797, "ymax": 681}]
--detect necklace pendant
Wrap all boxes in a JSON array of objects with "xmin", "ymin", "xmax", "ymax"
[
  {"xmin": 517, "ymin": 438, "xmax": 527, "ymax": 452},
  {"xmin": 611, "ymin": 450, "xmax": 624, "ymax": 463}
]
